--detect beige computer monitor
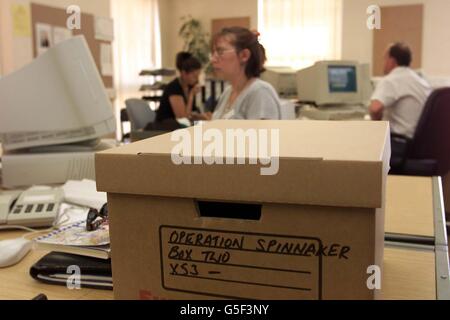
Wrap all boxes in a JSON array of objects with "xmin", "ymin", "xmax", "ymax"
[
  {"xmin": 297, "ymin": 61, "xmax": 372, "ymax": 106},
  {"xmin": 0, "ymin": 35, "xmax": 116, "ymax": 151},
  {"xmin": 261, "ymin": 66, "xmax": 298, "ymax": 98}
]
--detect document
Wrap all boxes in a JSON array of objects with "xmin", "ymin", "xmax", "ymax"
[
  {"xmin": 95, "ymin": 17, "xmax": 114, "ymax": 41},
  {"xmin": 62, "ymin": 179, "xmax": 107, "ymax": 210},
  {"xmin": 53, "ymin": 27, "xmax": 72, "ymax": 44},
  {"xmin": 100, "ymin": 43, "xmax": 113, "ymax": 76},
  {"xmin": 36, "ymin": 23, "xmax": 53, "ymax": 55},
  {"xmin": 11, "ymin": 4, "xmax": 31, "ymax": 37}
]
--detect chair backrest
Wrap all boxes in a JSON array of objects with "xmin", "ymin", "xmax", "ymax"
[
  {"xmin": 125, "ymin": 99, "xmax": 156, "ymax": 131},
  {"xmin": 409, "ymin": 87, "xmax": 450, "ymax": 176}
]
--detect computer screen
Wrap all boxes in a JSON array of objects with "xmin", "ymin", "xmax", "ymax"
[{"xmin": 328, "ymin": 66, "xmax": 358, "ymax": 93}]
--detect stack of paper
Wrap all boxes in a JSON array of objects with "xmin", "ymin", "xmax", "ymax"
[
  {"xmin": 62, "ymin": 179, "xmax": 107, "ymax": 210},
  {"xmin": 34, "ymin": 220, "xmax": 110, "ymax": 259}
]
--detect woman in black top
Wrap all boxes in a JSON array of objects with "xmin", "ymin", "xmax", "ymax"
[{"xmin": 155, "ymin": 52, "xmax": 211, "ymax": 129}]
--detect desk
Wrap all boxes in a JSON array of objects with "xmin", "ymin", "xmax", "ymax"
[
  {"xmin": 385, "ymin": 175, "xmax": 448, "ymax": 247},
  {"xmin": 0, "ymin": 231, "xmax": 439, "ymax": 300},
  {"xmin": 381, "ymin": 245, "xmax": 435, "ymax": 299},
  {"xmin": 0, "ymin": 176, "xmax": 448, "ymax": 300},
  {"xmin": 384, "ymin": 175, "xmax": 450, "ymax": 299},
  {"xmin": 0, "ymin": 231, "xmax": 112, "ymax": 300}
]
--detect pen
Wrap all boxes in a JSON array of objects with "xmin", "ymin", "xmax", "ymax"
[{"xmin": 32, "ymin": 293, "xmax": 48, "ymax": 300}]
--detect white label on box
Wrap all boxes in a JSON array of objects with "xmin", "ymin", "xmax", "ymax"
[{"xmin": 159, "ymin": 226, "xmax": 323, "ymax": 299}]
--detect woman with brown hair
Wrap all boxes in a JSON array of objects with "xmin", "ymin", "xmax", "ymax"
[{"xmin": 210, "ymin": 27, "xmax": 281, "ymax": 120}]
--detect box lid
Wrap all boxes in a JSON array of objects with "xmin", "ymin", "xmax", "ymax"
[{"xmin": 96, "ymin": 120, "xmax": 390, "ymax": 208}]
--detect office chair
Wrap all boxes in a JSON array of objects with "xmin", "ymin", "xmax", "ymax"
[
  {"xmin": 119, "ymin": 108, "xmax": 130, "ymax": 142},
  {"xmin": 125, "ymin": 99, "xmax": 156, "ymax": 131},
  {"xmin": 390, "ymin": 88, "xmax": 450, "ymax": 176},
  {"xmin": 389, "ymin": 87, "xmax": 450, "ymax": 222}
]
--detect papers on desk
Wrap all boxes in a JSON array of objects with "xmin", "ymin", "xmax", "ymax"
[
  {"xmin": 57, "ymin": 203, "xmax": 89, "ymax": 226},
  {"xmin": 36, "ymin": 220, "xmax": 109, "ymax": 246},
  {"xmin": 30, "ymin": 178, "xmax": 110, "ymax": 259},
  {"xmin": 62, "ymin": 179, "xmax": 107, "ymax": 211},
  {"xmin": 34, "ymin": 220, "xmax": 111, "ymax": 259}
]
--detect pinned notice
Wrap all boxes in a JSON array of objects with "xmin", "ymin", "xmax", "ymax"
[
  {"xmin": 36, "ymin": 23, "xmax": 53, "ymax": 55},
  {"xmin": 95, "ymin": 17, "xmax": 114, "ymax": 41},
  {"xmin": 11, "ymin": 4, "xmax": 31, "ymax": 37},
  {"xmin": 100, "ymin": 43, "xmax": 113, "ymax": 76},
  {"xmin": 53, "ymin": 27, "xmax": 72, "ymax": 45}
]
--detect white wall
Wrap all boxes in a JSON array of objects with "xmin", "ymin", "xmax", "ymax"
[
  {"xmin": 0, "ymin": 0, "xmax": 14, "ymax": 75},
  {"xmin": 0, "ymin": 0, "xmax": 111, "ymax": 74},
  {"xmin": 342, "ymin": 0, "xmax": 450, "ymax": 76},
  {"xmin": 4, "ymin": 1, "xmax": 448, "ymax": 76},
  {"xmin": 159, "ymin": 0, "xmax": 258, "ymax": 68},
  {"xmin": 158, "ymin": 0, "xmax": 174, "ymax": 69},
  {"xmin": 160, "ymin": 0, "xmax": 450, "ymax": 77}
]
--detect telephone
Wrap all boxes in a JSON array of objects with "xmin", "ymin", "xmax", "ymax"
[{"xmin": 0, "ymin": 188, "xmax": 63, "ymax": 228}]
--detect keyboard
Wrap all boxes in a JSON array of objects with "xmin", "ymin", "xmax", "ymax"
[{"xmin": 300, "ymin": 105, "xmax": 368, "ymax": 120}]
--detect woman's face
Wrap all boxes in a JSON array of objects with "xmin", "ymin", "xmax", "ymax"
[
  {"xmin": 211, "ymin": 36, "xmax": 249, "ymax": 81},
  {"xmin": 181, "ymin": 69, "xmax": 201, "ymax": 86}
]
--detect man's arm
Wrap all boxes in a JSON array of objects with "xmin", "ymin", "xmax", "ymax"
[{"xmin": 369, "ymin": 99, "xmax": 385, "ymax": 121}]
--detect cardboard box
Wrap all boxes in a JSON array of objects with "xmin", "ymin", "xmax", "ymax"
[{"xmin": 96, "ymin": 120, "xmax": 390, "ymax": 300}]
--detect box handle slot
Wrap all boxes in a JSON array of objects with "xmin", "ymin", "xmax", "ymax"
[{"xmin": 195, "ymin": 200, "xmax": 262, "ymax": 221}]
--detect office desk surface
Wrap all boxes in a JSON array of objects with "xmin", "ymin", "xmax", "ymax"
[
  {"xmin": 0, "ymin": 231, "xmax": 112, "ymax": 300},
  {"xmin": 385, "ymin": 175, "xmax": 434, "ymax": 238},
  {"xmin": 381, "ymin": 246, "xmax": 435, "ymax": 300},
  {"xmin": 0, "ymin": 175, "xmax": 442, "ymax": 300},
  {"xmin": 0, "ymin": 231, "xmax": 436, "ymax": 300}
]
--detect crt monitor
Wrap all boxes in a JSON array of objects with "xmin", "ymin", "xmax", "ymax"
[
  {"xmin": 261, "ymin": 66, "xmax": 298, "ymax": 98},
  {"xmin": 296, "ymin": 61, "xmax": 370, "ymax": 106},
  {"xmin": 0, "ymin": 35, "xmax": 116, "ymax": 151}
]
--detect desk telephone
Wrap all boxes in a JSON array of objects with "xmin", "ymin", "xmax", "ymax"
[{"xmin": 0, "ymin": 188, "xmax": 63, "ymax": 228}]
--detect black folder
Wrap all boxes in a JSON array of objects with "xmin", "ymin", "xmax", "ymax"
[{"xmin": 30, "ymin": 252, "xmax": 112, "ymax": 290}]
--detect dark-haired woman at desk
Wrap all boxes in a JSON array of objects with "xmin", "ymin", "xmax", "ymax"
[{"xmin": 153, "ymin": 52, "xmax": 211, "ymax": 130}]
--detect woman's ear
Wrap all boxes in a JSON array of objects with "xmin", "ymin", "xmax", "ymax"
[{"xmin": 239, "ymin": 48, "xmax": 251, "ymax": 64}]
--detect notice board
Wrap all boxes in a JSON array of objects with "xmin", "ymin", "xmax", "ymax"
[
  {"xmin": 30, "ymin": 3, "xmax": 113, "ymax": 88},
  {"xmin": 211, "ymin": 17, "xmax": 251, "ymax": 37},
  {"xmin": 372, "ymin": 4, "xmax": 423, "ymax": 76}
]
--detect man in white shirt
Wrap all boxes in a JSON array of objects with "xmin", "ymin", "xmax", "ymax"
[{"xmin": 369, "ymin": 42, "xmax": 432, "ymax": 139}]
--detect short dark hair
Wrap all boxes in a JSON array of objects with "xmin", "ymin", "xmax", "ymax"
[
  {"xmin": 175, "ymin": 51, "xmax": 202, "ymax": 73},
  {"xmin": 388, "ymin": 42, "xmax": 412, "ymax": 67},
  {"xmin": 213, "ymin": 27, "xmax": 267, "ymax": 78}
]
